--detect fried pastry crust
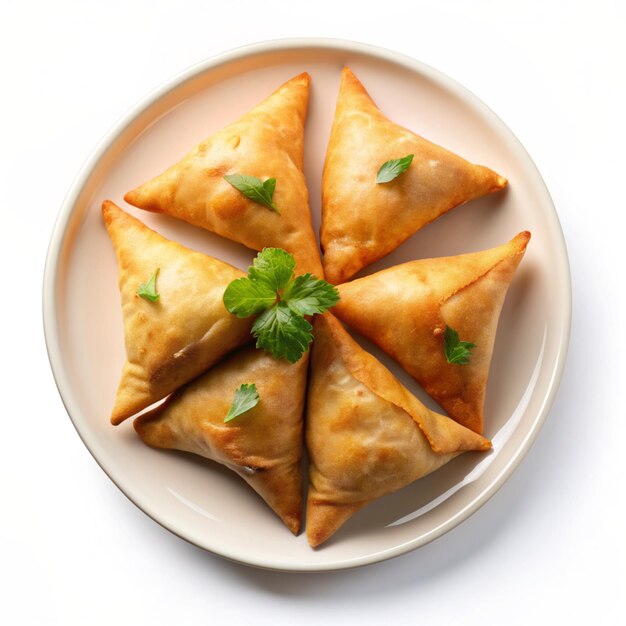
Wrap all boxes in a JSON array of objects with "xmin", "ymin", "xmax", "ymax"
[
  {"xmin": 135, "ymin": 348, "xmax": 307, "ymax": 534},
  {"xmin": 125, "ymin": 73, "xmax": 322, "ymax": 277},
  {"xmin": 103, "ymin": 201, "xmax": 252, "ymax": 424},
  {"xmin": 321, "ymin": 67, "xmax": 508, "ymax": 284},
  {"xmin": 333, "ymin": 232, "xmax": 530, "ymax": 433},
  {"xmin": 306, "ymin": 313, "xmax": 490, "ymax": 547}
]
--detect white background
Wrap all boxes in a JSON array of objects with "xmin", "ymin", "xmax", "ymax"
[{"xmin": 1, "ymin": 1, "xmax": 624, "ymax": 624}]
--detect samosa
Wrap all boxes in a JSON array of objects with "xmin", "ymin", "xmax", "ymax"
[
  {"xmin": 103, "ymin": 201, "xmax": 252, "ymax": 424},
  {"xmin": 333, "ymin": 232, "xmax": 530, "ymax": 433},
  {"xmin": 125, "ymin": 73, "xmax": 322, "ymax": 276},
  {"xmin": 306, "ymin": 314, "xmax": 490, "ymax": 547},
  {"xmin": 321, "ymin": 67, "xmax": 508, "ymax": 284},
  {"xmin": 135, "ymin": 347, "xmax": 307, "ymax": 534}
]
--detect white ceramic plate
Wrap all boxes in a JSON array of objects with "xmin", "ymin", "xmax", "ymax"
[{"xmin": 43, "ymin": 39, "xmax": 570, "ymax": 571}]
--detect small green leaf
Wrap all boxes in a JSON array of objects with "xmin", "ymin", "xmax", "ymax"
[
  {"xmin": 376, "ymin": 154, "xmax": 414, "ymax": 184},
  {"xmin": 224, "ymin": 173, "xmax": 280, "ymax": 213},
  {"xmin": 248, "ymin": 248, "xmax": 295, "ymax": 292},
  {"xmin": 137, "ymin": 268, "xmax": 160, "ymax": 302},
  {"xmin": 263, "ymin": 177, "xmax": 276, "ymax": 199},
  {"xmin": 282, "ymin": 273, "xmax": 340, "ymax": 316},
  {"xmin": 223, "ymin": 277, "xmax": 276, "ymax": 317},
  {"xmin": 443, "ymin": 325, "xmax": 476, "ymax": 365},
  {"xmin": 252, "ymin": 301, "xmax": 313, "ymax": 363},
  {"xmin": 224, "ymin": 383, "xmax": 260, "ymax": 423}
]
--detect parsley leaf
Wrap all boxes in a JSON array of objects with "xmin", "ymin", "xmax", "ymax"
[
  {"xmin": 443, "ymin": 325, "xmax": 476, "ymax": 365},
  {"xmin": 248, "ymin": 248, "xmax": 295, "ymax": 292},
  {"xmin": 222, "ymin": 277, "xmax": 276, "ymax": 317},
  {"xmin": 252, "ymin": 302, "xmax": 313, "ymax": 363},
  {"xmin": 376, "ymin": 154, "xmax": 414, "ymax": 184},
  {"xmin": 282, "ymin": 273, "xmax": 340, "ymax": 316},
  {"xmin": 224, "ymin": 383, "xmax": 259, "ymax": 423},
  {"xmin": 223, "ymin": 248, "xmax": 339, "ymax": 362},
  {"xmin": 224, "ymin": 173, "xmax": 280, "ymax": 214},
  {"xmin": 137, "ymin": 268, "xmax": 160, "ymax": 302}
]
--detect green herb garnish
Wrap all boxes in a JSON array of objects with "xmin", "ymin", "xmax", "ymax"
[
  {"xmin": 137, "ymin": 268, "xmax": 160, "ymax": 302},
  {"xmin": 248, "ymin": 247, "xmax": 294, "ymax": 291},
  {"xmin": 222, "ymin": 277, "xmax": 276, "ymax": 317},
  {"xmin": 252, "ymin": 301, "xmax": 313, "ymax": 363},
  {"xmin": 224, "ymin": 383, "xmax": 260, "ymax": 423},
  {"xmin": 281, "ymin": 273, "xmax": 341, "ymax": 316},
  {"xmin": 223, "ymin": 248, "xmax": 339, "ymax": 363},
  {"xmin": 224, "ymin": 173, "xmax": 279, "ymax": 213},
  {"xmin": 443, "ymin": 325, "xmax": 476, "ymax": 365},
  {"xmin": 376, "ymin": 154, "xmax": 414, "ymax": 184}
]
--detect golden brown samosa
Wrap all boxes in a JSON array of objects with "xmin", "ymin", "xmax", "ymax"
[
  {"xmin": 134, "ymin": 347, "xmax": 307, "ymax": 534},
  {"xmin": 321, "ymin": 67, "xmax": 508, "ymax": 284},
  {"xmin": 125, "ymin": 73, "xmax": 322, "ymax": 276},
  {"xmin": 306, "ymin": 314, "xmax": 490, "ymax": 547},
  {"xmin": 103, "ymin": 201, "xmax": 252, "ymax": 425},
  {"xmin": 333, "ymin": 232, "xmax": 530, "ymax": 434}
]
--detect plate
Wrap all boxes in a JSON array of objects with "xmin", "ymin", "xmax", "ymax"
[{"xmin": 43, "ymin": 38, "xmax": 571, "ymax": 571}]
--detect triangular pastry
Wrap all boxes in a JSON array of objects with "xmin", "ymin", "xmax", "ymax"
[
  {"xmin": 134, "ymin": 347, "xmax": 307, "ymax": 534},
  {"xmin": 306, "ymin": 314, "xmax": 490, "ymax": 547},
  {"xmin": 103, "ymin": 201, "xmax": 253, "ymax": 425},
  {"xmin": 321, "ymin": 67, "xmax": 508, "ymax": 284},
  {"xmin": 333, "ymin": 232, "xmax": 530, "ymax": 434},
  {"xmin": 124, "ymin": 73, "xmax": 322, "ymax": 276}
]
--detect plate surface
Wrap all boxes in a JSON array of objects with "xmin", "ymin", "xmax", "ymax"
[{"xmin": 43, "ymin": 39, "xmax": 570, "ymax": 571}]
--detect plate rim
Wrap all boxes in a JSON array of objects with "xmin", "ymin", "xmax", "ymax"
[{"xmin": 42, "ymin": 37, "xmax": 572, "ymax": 572}]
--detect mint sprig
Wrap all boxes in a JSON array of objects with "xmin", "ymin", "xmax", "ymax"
[
  {"xmin": 443, "ymin": 325, "xmax": 476, "ymax": 365},
  {"xmin": 376, "ymin": 154, "xmax": 414, "ymax": 184},
  {"xmin": 223, "ymin": 248, "xmax": 339, "ymax": 363},
  {"xmin": 224, "ymin": 383, "xmax": 259, "ymax": 423},
  {"xmin": 224, "ymin": 174, "xmax": 279, "ymax": 214}
]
